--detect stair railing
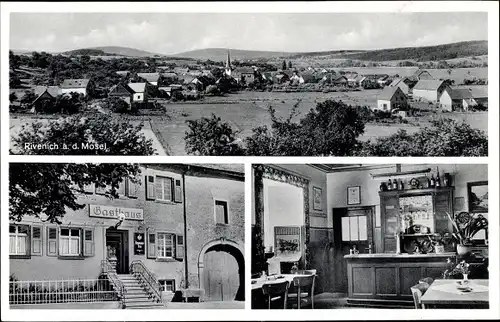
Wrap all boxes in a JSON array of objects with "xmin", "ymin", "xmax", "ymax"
[
  {"xmin": 101, "ymin": 259, "xmax": 126, "ymax": 308},
  {"xmin": 129, "ymin": 260, "xmax": 163, "ymax": 303}
]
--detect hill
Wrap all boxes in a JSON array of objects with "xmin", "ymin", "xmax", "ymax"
[
  {"xmin": 171, "ymin": 48, "xmax": 296, "ymax": 61},
  {"xmin": 64, "ymin": 46, "xmax": 162, "ymax": 57},
  {"xmin": 341, "ymin": 40, "xmax": 488, "ymax": 62}
]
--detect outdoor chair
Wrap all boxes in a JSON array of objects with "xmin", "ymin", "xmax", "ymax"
[
  {"xmin": 261, "ymin": 280, "xmax": 290, "ymax": 309},
  {"xmin": 419, "ymin": 277, "xmax": 434, "ymax": 285}
]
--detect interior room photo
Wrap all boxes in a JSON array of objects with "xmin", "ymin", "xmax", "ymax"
[{"xmin": 251, "ymin": 164, "xmax": 489, "ymax": 309}]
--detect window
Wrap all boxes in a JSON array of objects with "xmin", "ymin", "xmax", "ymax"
[
  {"xmin": 156, "ymin": 176, "xmax": 173, "ymax": 201},
  {"xmin": 10, "ymin": 225, "xmax": 29, "ymax": 256},
  {"xmin": 159, "ymin": 279, "xmax": 176, "ymax": 292},
  {"xmin": 59, "ymin": 228, "xmax": 81, "ymax": 256},
  {"xmin": 126, "ymin": 178, "xmax": 139, "ymax": 198},
  {"xmin": 342, "ymin": 215, "xmax": 367, "ymax": 242},
  {"xmin": 157, "ymin": 233, "xmax": 174, "ymax": 258},
  {"xmin": 215, "ymin": 200, "xmax": 229, "ymax": 224}
]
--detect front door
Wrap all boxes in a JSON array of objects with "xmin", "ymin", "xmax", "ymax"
[
  {"xmin": 333, "ymin": 207, "xmax": 374, "ymax": 293},
  {"xmin": 106, "ymin": 229, "xmax": 129, "ymax": 274},
  {"xmin": 203, "ymin": 250, "xmax": 239, "ymax": 301}
]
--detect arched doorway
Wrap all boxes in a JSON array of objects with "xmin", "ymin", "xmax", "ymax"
[{"xmin": 198, "ymin": 239, "xmax": 245, "ymax": 301}]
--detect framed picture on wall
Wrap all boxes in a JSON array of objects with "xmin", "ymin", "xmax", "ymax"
[
  {"xmin": 347, "ymin": 186, "xmax": 361, "ymax": 205},
  {"xmin": 313, "ymin": 186, "xmax": 323, "ymax": 211},
  {"xmin": 467, "ymin": 181, "xmax": 488, "ymax": 213}
]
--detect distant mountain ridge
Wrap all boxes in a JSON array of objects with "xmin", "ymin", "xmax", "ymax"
[
  {"xmin": 170, "ymin": 48, "xmax": 295, "ymax": 61},
  {"xmin": 63, "ymin": 46, "xmax": 162, "ymax": 57}
]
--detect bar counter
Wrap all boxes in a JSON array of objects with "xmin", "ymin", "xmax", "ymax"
[{"xmin": 344, "ymin": 252, "xmax": 455, "ymax": 307}]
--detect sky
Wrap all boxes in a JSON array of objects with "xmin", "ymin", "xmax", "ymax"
[{"xmin": 10, "ymin": 12, "xmax": 488, "ymax": 54}]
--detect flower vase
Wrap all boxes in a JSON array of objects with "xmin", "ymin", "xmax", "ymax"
[
  {"xmin": 462, "ymin": 274, "xmax": 469, "ymax": 283},
  {"xmin": 456, "ymin": 244, "xmax": 471, "ymax": 256}
]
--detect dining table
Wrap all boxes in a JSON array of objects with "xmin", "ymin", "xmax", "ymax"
[
  {"xmin": 420, "ymin": 279, "xmax": 489, "ymax": 309},
  {"xmin": 251, "ymin": 273, "xmax": 312, "ymax": 309}
]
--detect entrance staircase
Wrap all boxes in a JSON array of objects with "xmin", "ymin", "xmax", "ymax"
[{"xmin": 117, "ymin": 274, "xmax": 164, "ymax": 309}]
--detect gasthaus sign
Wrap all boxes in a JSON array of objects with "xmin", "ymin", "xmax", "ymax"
[{"xmin": 89, "ymin": 205, "xmax": 144, "ymax": 221}]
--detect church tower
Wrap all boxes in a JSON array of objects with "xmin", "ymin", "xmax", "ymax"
[{"xmin": 225, "ymin": 50, "xmax": 232, "ymax": 77}]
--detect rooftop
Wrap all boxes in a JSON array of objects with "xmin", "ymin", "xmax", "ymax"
[
  {"xmin": 127, "ymin": 82, "xmax": 147, "ymax": 93},
  {"xmin": 60, "ymin": 79, "xmax": 90, "ymax": 89},
  {"xmin": 413, "ymin": 79, "xmax": 444, "ymax": 91}
]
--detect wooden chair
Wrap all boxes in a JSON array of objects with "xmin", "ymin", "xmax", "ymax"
[
  {"xmin": 419, "ymin": 277, "xmax": 434, "ymax": 285},
  {"xmin": 262, "ymin": 280, "xmax": 289, "ymax": 309},
  {"xmin": 295, "ymin": 269, "xmax": 317, "ymax": 275},
  {"xmin": 288, "ymin": 274, "xmax": 316, "ymax": 309},
  {"xmin": 410, "ymin": 282, "xmax": 430, "ymax": 309}
]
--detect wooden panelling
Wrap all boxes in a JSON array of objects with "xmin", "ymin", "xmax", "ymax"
[
  {"xmin": 399, "ymin": 267, "xmax": 421, "ymax": 295},
  {"xmin": 375, "ymin": 267, "xmax": 397, "ymax": 296},
  {"xmin": 352, "ymin": 267, "xmax": 373, "ymax": 295}
]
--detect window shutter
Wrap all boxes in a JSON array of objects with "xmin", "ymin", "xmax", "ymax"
[
  {"xmin": 31, "ymin": 226, "xmax": 42, "ymax": 256},
  {"xmin": 174, "ymin": 180, "xmax": 182, "ymax": 203},
  {"xmin": 127, "ymin": 178, "xmax": 138, "ymax": 198},
  {"xmin": 146, "ymin": 175, "xmax": 155, "ymax": 200},
  {"xmin": 147, "ymin": 232, "xmax": 156, "ymax": 259},
  {"xmin": 47, "ymin": 227, "xmax": 58, "ymax": 256},
  {"xmin": 83, "ymin": 229, "xmax": 95, "ymax": 257},
  {"xmin": 175, "ymin": 235, "xmax": 184, "ymax": 260},
  {"xmin": 117, "ymin": 181, "xmax": 126, "ymax": 196},
  {"xmin": 155, "ymin": 177, "xmax": 163, "ymax": 200}
]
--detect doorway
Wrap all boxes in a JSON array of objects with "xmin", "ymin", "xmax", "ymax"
[
  {"xmin": 106, "ymin": 229, "xmax": 130, "ymax": 274},
  {"xmin": 201, "ymin": 243, "xmax": 245, "ymax": 301},
  {"xmin": 332, "ymin": 206, "xmax": 374, "ymax": 293}
]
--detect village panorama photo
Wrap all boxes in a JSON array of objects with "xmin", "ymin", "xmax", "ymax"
[{"xmin": 7, "ymin": 11, "xmax": 489, "ymax": 156}]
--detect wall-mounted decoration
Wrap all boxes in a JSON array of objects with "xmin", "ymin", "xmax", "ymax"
[
  {"xmin": 454, "ymin": 197, "xmax": 465, "ymax": 212},
  {"xmin": 134, "ymin": 232, "xmax": 145, "ymax": 255},
  {"xmin": 310, "ymin": 212, "xmax": 327, "ymax": 218},
  {"xmin": 347, "ymin": 186, "xmax": 361, "ymax": 205},
  {"xmin": 313, "ymin": 186, "xmax": 323, "ymax": 211},
  {"xmin": 467, "ymin": 181, "xmax": 488, "ymax": 213}
]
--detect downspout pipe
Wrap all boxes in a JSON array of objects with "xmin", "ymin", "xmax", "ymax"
[{"xmin": 182, "ymin": 166, "xmax": 189, "ymax": 288}]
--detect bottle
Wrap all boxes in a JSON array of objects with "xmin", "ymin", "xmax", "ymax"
[
  {"xmin": 399, "ymin": 180, "xmax": 405, "ymax": 191},
  {"xmin": 443, "ymin": 173, "xmax": 449, "ymax": 187},
  {"xmin": 430, "ymin": 174, "xmax": 435, "ymax": 188},
  {"xmin": 435, "ymin": 172, "xmax": 441, "ymax": 188},
  {"xmin": 379, "ymin": 182, "xmax": 386, "ymax": 191},
  {"xmin": 392, "ymin": 179, "xmax": 398, "ymax": 190},
  {"xmin": 388, "ymin": 179, "xmax": 392, "ymax": 191}
]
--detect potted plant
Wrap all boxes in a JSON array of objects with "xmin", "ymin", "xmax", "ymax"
[{"xmin": 445, "ymin": 212, "xmax": 488, "ymax": 255}]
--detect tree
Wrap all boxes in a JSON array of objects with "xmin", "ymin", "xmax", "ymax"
[
  {"xmin": 245, "ymin": 100, "xmax": 366, "ymax": 156},
  {"xmin": 282, "ymin": 60, "xmax": 287, "ymax": 70},
  {"xmin": 9, "ymin": 92, "xmax": 18, "ymax": 103},
  {"xmin": 9, "ymin": 50, "xmax": 21, "ymax": 70},
  {"xmin": 11, "ymin": 113, "xmax": 156, "ymax": 155},
  {"xmin": 357, "ymin": 119, "xmax": 487, "ymax": 156},
  {"xmin": 288, "ymin": 61, "xmax": 293, "ymax": 69},
  {"xmin": 184, "ymin": 114, "xmax": 244, "ymax": 155},
  {"xmin": 21, "ymin": 91, "xmax": 37, "ymax": 105},
  {"xmin": 9, "ymin": 163, "xmax": 142, "ymax": 223}
]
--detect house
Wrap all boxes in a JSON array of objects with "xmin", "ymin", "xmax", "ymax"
[
  {"xmin": 115, "ymin": 71, "xmax": 130, "ymax": 77},
  {"xmin": 158, "ymin": 86, "xmax": 182, "ymax": 98},
  {"xmin": 9, "ymin": 164, "xmax": 245, "ymax": 305},
  {"xmin": 468, "ymin": 86, "xmax": 488, "ymax": 107},
  {"xmin": 137, "ymin": 73, "xmax": 160, "ymax": 86},
  {"xmin": 332, "ymin": 75, "xmax": 348, "ymax": 86},
  {"xmin": 346, "ymin": 74, "xmax": 366, "ymax": 87},
  {"xmin": 108, "ymin": 83, "xmax": 133, "ymax": 104},
  {"xmin": 412, "ymin": 79, "xmax": 449, "ymax": 103},
  {"xmin": 173, "ymin": 67, "xmax": 190, "ymax": 75},
  {"xmin": 127, "ymin": 82, "xmax": 148, "ymax": 102},
  {"xmin": 414, "ymin": 70, "xmax": 435, "ymax": 81},
  {"xmin": 160, "ymin": 72, "xmax": 179, "ymax": 84},
  {"xmin": 441, "ymin": 88, "xmax": 477, "ymax": 111},
  {"xmin": 376, "ymin": 86, "xmax": 408, "ymax": 112},
  {"xmin": 388, "ymin": 77, "xmax": 410, "ymax": 95},
  {"xmin": 232, "ymin": 67, "xmax": 255, "ymax": 84},
  {"xmin": 31, "ymin": 86, "xmax": 62, "ymax": 112},
  {"xmin": 376, "ymin": 75, "xmax": 390, "ymax": 86},
  {"xmin": 274, "ymin": 73, "xmax": 290, "ymax": 84},
  {"xmin": 60, "ymin": 79, "xmax": 91, "ymax": 97}
]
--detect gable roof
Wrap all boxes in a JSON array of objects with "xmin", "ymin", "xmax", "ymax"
[
  {"xmin": 137, "ymin": 72, "xmax": 160, "ymax": 83},
  {"xmin": 34, "ymin": 85, "xmax": 62, "ymax": 97},
  {"xmin": 300, "ymin": 72, "xmax": 316, "ymax": 83},
  {"xmin": 413, "ymin": 79, "xmax": 445, "ymax": 91},
  {"xmin": 467, "ymin": 86, "xmax": 487, "ymax": 99},
  {"xmin": 109, "ymin": 83, "xmax": 133, "ymax": 96},
  {"xmin": 450, "ymin": 88, "xmax": 474, "ymax": 100},
  {"xmin": 116, "ymin": 71, "xmax": 130, "ymax": 76},
  {"xmin": 388, "ymin": 77, "xmax": 409, "ymax": 87},
  {"xmin": 127, "ymin": 82, "xmax": 147, "ymax": 93},
  {"xmin": 177, "ymin": 74, "xmax": 195, "ymax": 84},
  {"xmin": 378, "ymin": 86, "xmax": 404, "ymax": 100},
  {"xmin": 161, "ymin": 72, "xmax": 178, "ymax": 78},
  {"xmin": 61, "ymin": 79, "xmax": 90, "ymax": 89}
]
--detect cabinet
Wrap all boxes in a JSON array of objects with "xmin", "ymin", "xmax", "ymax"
[{"xmin": 379, "ymin": 187, "xmax": 453, "ymax": 253}]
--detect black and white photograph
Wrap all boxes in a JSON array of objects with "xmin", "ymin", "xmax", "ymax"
[
  {"xmin": 8, "ymin": 163, "xmax": 245, "ymax": 309},
  {"xmin": 251, "ymin": 164, "xmax": 489, "ymax": 309},
  {"xmin": 6, "ymin": 11, "xmax": 490, "ymax": 157}
]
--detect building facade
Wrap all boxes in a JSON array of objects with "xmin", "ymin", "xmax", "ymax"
[{"xmin": 9, "ymin": 164, "xmax": 245, "ymax": 302}]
